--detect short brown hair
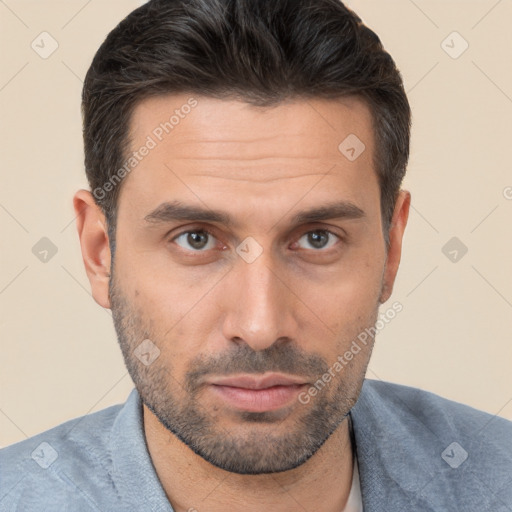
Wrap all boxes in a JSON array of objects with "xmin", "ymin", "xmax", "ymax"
[{"xmin": 82, "ymin": 0, "xmax": 411, "ymax": 244}]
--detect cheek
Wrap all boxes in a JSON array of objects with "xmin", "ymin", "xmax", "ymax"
[
  {"xmin": 115, "ymin": 241, "xmax": 191, "ymax": 311},
  {"xmin": 304, "ymin": 254, "xmax": 383, "ymax": 322},
  {"xmin": 292, "ymin": 266, "xmax": 384, "ymax": 366},
  {"xmin": 128, "ymin": 274, "xmax": 217, "ymax": 363}
]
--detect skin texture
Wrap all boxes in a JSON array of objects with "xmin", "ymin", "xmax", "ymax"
[{"xmin": 74, "ymin": 93, "xmax": 410, "ymax": 512}]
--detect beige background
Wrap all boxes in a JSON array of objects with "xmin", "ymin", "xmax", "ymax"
[{"xmin": 1, "ymin": 0, "xmax": 511, "ymax": 448}]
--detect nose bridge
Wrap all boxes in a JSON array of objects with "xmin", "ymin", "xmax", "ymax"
[{"xmin": 222, "ymin": 250, "xmax": 294, "ymax": 351}]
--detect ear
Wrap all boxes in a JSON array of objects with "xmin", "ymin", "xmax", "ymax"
[
  {"xmin": 379, "ymin": 189, "xmax": 411, "ymax": 304},
  {"xmin": 73, "ymin": 190, "xmax": 112, "ymax": 309}
]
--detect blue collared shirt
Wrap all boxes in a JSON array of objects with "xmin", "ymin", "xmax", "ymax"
[
  {"xmin": 1, "ymin": 387, "xmax": 171, "ymax": 511},
  {"xmin": 1, "ymin": 379, "xmax": 512, "ymax": 511}
]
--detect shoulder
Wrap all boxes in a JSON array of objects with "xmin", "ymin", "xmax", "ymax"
[
  {"xmin": 352, "ymin": 379, "xmax": 512, "ymax": 509},
  {"xmin": 359, "ymin": 378, "xmax": 512, "ymax": 441},
  {"xmin": 0, "ymin": 401, "xmax": 125, "ymax": 511}
]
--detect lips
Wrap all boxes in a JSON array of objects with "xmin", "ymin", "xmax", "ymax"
[
  {"xmin": 208, "ymin": 373, "xmax": 308, "ymax": 390},
  {"xmin": 207, "ymin": 373, "xmax": 309, "ymax": 412}
]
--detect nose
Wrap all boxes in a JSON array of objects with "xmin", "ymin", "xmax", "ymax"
[{"xmin": 221, "ymin": 251, "xmax": 298, "ymax": 352}]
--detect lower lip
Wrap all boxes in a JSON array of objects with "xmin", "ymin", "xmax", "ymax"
[{"xmin": 209, "ymin": 384, "xmax": 307, "ymax": 412}]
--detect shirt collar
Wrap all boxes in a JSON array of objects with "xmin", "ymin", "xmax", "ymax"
[
  {"xmin": 111, "ymin": 382, "xmax": 414, "ymax": 511},
  {"xmin": 110, "ymin": 388, "xmax": 174, "ymax": 512}
]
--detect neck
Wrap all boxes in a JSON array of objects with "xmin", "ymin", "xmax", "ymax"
[{"xmin": 143, "ymin": 405, "xmax": 354, "ymax": 512}]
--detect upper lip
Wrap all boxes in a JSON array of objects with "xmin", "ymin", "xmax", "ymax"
[{"xmin": 208, "ymin": 373, "xmax": 308, "ymax": 390}]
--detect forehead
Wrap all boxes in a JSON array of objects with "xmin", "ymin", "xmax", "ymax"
[
  {"xmin": 129, "ymin": 92, "xmax": 375, "ymax": 162},
  {"xmin": 119, "ymin": 93, "xmax": 379, "ymax": 224}
]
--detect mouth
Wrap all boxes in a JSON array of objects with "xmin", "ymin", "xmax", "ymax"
[{"xmin": 207, "ymin": 373, "xmax": 309, "ymax": 413}]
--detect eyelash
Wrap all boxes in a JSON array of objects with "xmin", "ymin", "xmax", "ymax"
[{"xmin": 169, "ymin": 227, "xmax": 343, "ymax": 253}]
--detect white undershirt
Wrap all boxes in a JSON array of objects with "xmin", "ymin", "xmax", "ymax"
[{"xmin": 342, "ymin": 454, "xmax": 363, "ymax": 511}]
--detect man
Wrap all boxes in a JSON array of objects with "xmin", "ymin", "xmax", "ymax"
[{"xmin": 1, "ymin": 0, "xmax": 511, "ymax": 510}]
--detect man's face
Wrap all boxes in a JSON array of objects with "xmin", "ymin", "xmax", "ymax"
[{"xmin": 107, "ymin": 93, "xmax": 395, "ymax": 474}]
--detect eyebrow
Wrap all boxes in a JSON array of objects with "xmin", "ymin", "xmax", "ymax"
[{"xmin": 144, "ymin": 199, "xmax": 365, "ymax": 228}]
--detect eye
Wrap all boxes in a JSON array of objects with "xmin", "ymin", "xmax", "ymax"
[
  {"xmin": 295, "ymin": 229, "xmax": 341, "ymax": 251},
  {"xmin": 173, "ymin": 229, "xmax": 218, "ymax": 252}
]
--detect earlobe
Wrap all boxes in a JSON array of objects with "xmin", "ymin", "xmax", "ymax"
[
  {"xmin": 73, "ymin": 190, "xmax": 112, "ymax": 309},
  {"xmin": 379, "ymin": 189, "xmax": 411, "ymax": 304}
]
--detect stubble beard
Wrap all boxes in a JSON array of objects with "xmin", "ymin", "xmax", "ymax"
[{"xmin": 109, "ymin": 270, "xmax": 377, "ymax": 474}]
